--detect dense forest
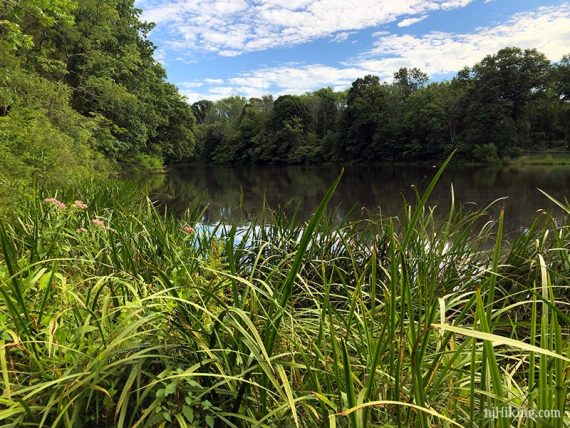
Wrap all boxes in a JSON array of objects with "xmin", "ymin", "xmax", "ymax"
[
  {"xmin": 192, "ymin": 49, "xmax": 570, "ymax": 164},
  {"xmin": 2, "ymin": 1, "xmax": 570, "ymax": 196},
  {"xmin": 0, "ymin": 0, "xmax": 195, "ymax": 200}
]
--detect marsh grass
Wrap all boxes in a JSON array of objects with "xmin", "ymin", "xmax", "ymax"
[{"xmin": 0, "ymin": 165, "xmax": 569, "ymax": 427}]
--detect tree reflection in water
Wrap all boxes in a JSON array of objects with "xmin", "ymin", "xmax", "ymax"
[{"xmin": 144, "ymin": 164, "xmax": 570, "ymax": 234}]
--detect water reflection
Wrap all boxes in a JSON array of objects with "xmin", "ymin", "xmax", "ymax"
[{"xmin": 147, "ymin": 164, "xmax": 570, "ymax": 233}]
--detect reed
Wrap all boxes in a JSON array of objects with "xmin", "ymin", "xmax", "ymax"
[{"xmin": 0, "ymin": 166, "xmax": 568, "ymax": 427}]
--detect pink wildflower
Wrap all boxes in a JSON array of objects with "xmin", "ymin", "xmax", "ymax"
[
  {"xmin": 182, "ymin": 225, "xmax": 195, "ymax": 234},
  {"xmin": 76, "ymin": 227, "xmax": 88, "ymax": 233},
  {"xmin": 91, "ymin": 218, "xmax": 106, "ymax": 227},
  {"xmin": 73, "ymin": 200, "xmax": 88, "ymax": 209},
  {"xmin": 44, "ymin": 198, "xmax": 66, "ymax": 209}
]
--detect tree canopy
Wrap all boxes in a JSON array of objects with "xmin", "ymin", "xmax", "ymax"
[
  {"xmin": 0, "ymin": 0, "xmax": 196, "ymax": 200},
  {"xmin": 1, "ymin": 0, "xmax": 569, "ymax": 184},
  {"xmin": 192, "ymin": 48, "xmax": 570, "ymax": 165}
]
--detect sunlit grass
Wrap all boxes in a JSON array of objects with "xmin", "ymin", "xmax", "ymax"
[
  {"xmin": 509, "ymin": 153, "xmax": 570, "ymax": 165},
  {"xmin": 0, "ymin": 165, "xmax": 568, "ymax": 427}
]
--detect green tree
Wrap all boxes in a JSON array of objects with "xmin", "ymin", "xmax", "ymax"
[
  {"xmin": 192, "ymin": 100, "xmax": 214, "ymax": 124},
  {"xmin": 393, "ymin": 67, "xmax": 429, "ymax": 99},
  {"xmin": 339, "ymin": 75, "xmax": 386, "ymax": 160},
  {"xmin": 462, "ymin": 47, "xmax": 551, "ymax": 157},
  {"xmin": 555, "ymin": 55, "xmax": 570, "ymax": 147},
  {"xmin": 237, "ymin": 98, "xmax": 273, "ymax": 162},
  {"xmin": 54, "ymin": 0, "xmax": 195, "ymax": 162},
  {"xmin": 0, "ymin": 0, "xmax": 112, "ymax": 200},
  {"xmin": 272, "ymin": 95, "xmax": 311, "ymax": 131}
]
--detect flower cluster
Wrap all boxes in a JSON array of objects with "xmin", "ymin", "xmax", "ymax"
[
  {"xmin": 92, "ymin": 218, "xmax": 106, "ymax": 228},
  {"xmin": 44, "ymin": 198, "xmax": 66, "ymax": 209},
  {"xmin": 182, "ymin": 225, "xmax": 195, "ymax": 234},
  {"xmin": 44, "ymin": 198, "xmax": 88, "ymax": 210},
  {"xmin": 43, "ymin": 197, "xmax": 114, "ymax": 233}
]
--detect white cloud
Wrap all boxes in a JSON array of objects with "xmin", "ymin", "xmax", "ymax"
[
  {"xmin": 203, "ymin": 78, "xmax": 225, "ymax": 84},
  {"xmin": 439, "ymin": 0, "xmax": 472, "ymax": 9},
  {"xmin": 181, "ymin": 4, "xmax": 570, "ymax": 103},
  {"xmin": 141, "ymin": 0, "xmax": 476, "ymax": 56},
  {"xmin": 397, "ymin": 15, "xmax": 428, "ymax": 27},
  {"xmin": 181, "ymin": 64, "xmax": 361, "ymax": 102},
  {"xmin": 362, "ymin": 4, "xmax": 570, "ymax": 76},
  {"xmin": 180, "ymin": 82, "xmax": 203, "ymax": 89},
  {"xmin": 330, "ymin": 31, "xmax": 354, "ymax": 43}
]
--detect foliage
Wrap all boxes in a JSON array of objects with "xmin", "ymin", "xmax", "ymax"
[
  {"xmin": 191, "ymin": 50, "xmax": 570, "ymax": 164},
  {"xmin": 472, "ymin": 143, "xmax": 499, "ymax": 163},
  {"xmin": 0, "ymin": 174, "xmax": 569, "ymax": 426},
  {"xmin": 0, "ymin": 72, "xmax": 111, "ymax": 205},
  {"xmin": 0, "ymin": 0, "xmax": 195, "ymax": 200},
  {"xmin": 134, "ymin": 153, "xmax": 166, "ymax": 173}
]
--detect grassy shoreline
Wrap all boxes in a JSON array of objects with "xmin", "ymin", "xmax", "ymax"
[
  {"xmin": 0, "ymin": 175, "xmax": 569, "ymax": 427},
  {"xmin": 506, "ymin": 153, "xmax": 570, "ymax": 166}
]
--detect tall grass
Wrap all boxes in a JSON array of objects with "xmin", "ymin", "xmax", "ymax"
[{"xmin": 0, "ymin": 168, "xmax": 568, "ymax": 427}]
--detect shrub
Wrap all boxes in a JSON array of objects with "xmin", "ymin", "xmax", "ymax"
[{"xmin": 472, "ymin": 142, "xmax": 499, "ymax": 162}]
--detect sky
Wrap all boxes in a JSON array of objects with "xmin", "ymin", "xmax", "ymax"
[{"xmin": 133, "ymin": 0, "xmax": 570, "ymax": 103}]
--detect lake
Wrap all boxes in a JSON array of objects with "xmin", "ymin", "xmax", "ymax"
[{"xmin": 146, "ymin": 163, "xmax": 570, "ymax": 233}]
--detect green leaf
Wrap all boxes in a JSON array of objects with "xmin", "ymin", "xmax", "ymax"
[
  {"xmin": 164, "ymin": 382, "xmax": 176, "ymax": 397},
  {"xmin": 182, "ymin": 405, "xmax": 194, "ymax": 423},
  {"xmin": 205, "ymin": 415, "xmax": 215, "ymax": 427},
  {"xmin": 432, "ymin": 323, "xmax": 570, "ymax": 362}
]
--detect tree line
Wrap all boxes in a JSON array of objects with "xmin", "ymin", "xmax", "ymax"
[
  {"xmin": 1, "ymin": 0, "xmax": 569, "ymax": 201},
  {"xmin": 192, "ymin": 48, "xmax": 570, "ymax": 164}
]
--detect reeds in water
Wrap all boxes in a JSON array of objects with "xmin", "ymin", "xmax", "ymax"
[{"xmin": 0, "ymin": 164, "xmax": 568, "ymax": 427}]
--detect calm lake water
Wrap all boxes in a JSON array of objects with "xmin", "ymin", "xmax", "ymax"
[{"xmin": 146, "ymin": 163, "xmax": 570, "ymax": 233}]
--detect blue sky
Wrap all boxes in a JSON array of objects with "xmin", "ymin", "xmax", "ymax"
[{"xmin": 134, "ymin": 0, "xmax": 570, "ymax": 102}]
